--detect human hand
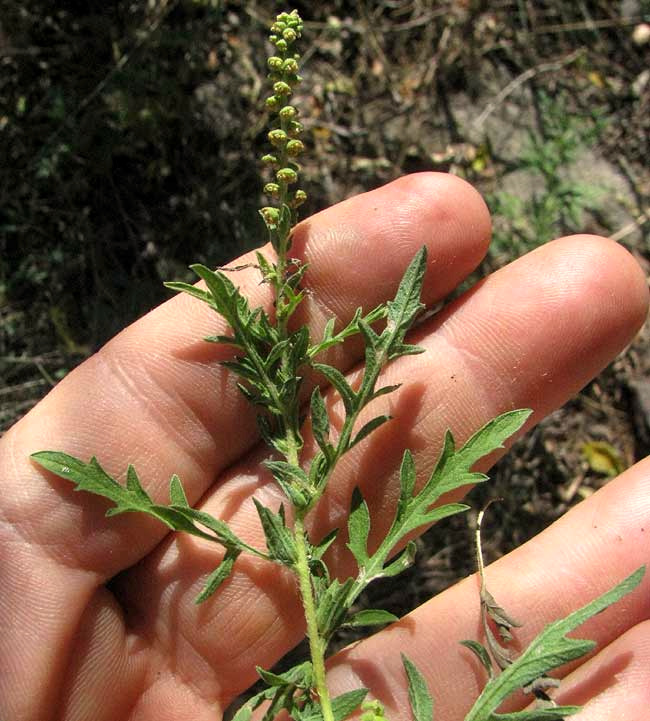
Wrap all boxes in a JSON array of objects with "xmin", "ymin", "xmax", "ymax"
[{"xmin": 1, "ymin": 173, "xmax": 648, "ymax": 721}]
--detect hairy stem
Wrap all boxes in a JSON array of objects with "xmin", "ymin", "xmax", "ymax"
[{"xmin": 294, "ymin": 513, "xmax": 334, "ymax": 721}]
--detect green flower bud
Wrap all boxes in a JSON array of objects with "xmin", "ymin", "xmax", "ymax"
[
  {"xmin": 275, "ymin": 38, "xmax": 288, "ymax": 52},
  {"xmin": 277, "ymin": 167, "xmax": 298, "ymax": 184},
  {"xmin": 260, "ymin": 206, "xmax": 280, "ymax": 227},
  {"xmin": 291, "ymin": 189, "xmax": 307, "ymax": 208},
  {"xmin": 264, "ymin": 182, "xmax": 281, "ymax": 197},
  {"xmin": 279, "ymin": 105, "xmax": 298, "ymax": 120},
  {"xmin": 268, "ymin": 129, "xmax": 287, "ymax": 147},
  {"xmin": 282, "ymin": 58, "xmax": 299, "ymax": 74},
  {"xmin": 267, "ymin": 56, "xmax": 283, "ymax": 71},
  {"xmin": 261, "ymin": 153, "xmax": 279, "ymax": 166},
  {"xmin": 287, "ymin": 121, "xmax": 304, "ymax": 138},
  {"xmin": 283, "ymin": 28, "xmax": 297, "ymax": 43},
  {"xmin": 286, "ymin": 139, "xmax": 304, "ymax": 156},
  {"xmin": 271, "ymin": 22, "xmax": 286, "ymax": 34},
  {"xmin": 273, "ymin": 81, "xmax": 292, "ymax": 96},
  {"xmin": 265, "ymin": 95, "xmax": 280, "ymax": 110}
]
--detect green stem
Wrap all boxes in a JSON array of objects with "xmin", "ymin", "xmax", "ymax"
[{"xmin": 294, "ymin": 513, "xmax": 335, "ymax": 721}]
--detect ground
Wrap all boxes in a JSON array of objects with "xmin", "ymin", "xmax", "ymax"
[{"xmin": 1, "ymin": 0, "xmax": 649, "ymax": 672}]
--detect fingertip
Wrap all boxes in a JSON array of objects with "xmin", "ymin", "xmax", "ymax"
[
  {"xmin": 538, "ymin": 234, "xmax": 649, "ymax": 340},
  {"xmin": 296, "ymin": 172, "xmax": 492, "ymax": 317}
]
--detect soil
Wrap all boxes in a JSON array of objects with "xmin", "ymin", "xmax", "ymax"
[{"xmin": 3, "ymin": 0, "xmax": 650, "ymax": 683}]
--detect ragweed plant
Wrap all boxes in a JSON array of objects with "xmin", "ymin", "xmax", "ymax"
[{"xmin": 32, "ymin": 9, "xmax": 644, "ymax": 721}]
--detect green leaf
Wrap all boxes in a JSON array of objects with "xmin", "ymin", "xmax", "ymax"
[
  {"xmin": 460, "ymin": 640, "xmax": 494, "ymax": 679},
  {"xmin": 331, "ymin": 689, "xmax": 369, "ymax": 721},
  {"xmin": 316, "ymin": 577, "xmax": 355, "ymax": 638},
  {"xmin": 384, "ymin": 247, "xmax": 427, "ymax": 351},
  {"xmin": 396, "ymin": 450, "xmax": 417, "ymax": 522},
  {"xmin": 402, "ymin": 503, "xmax": 470, "ymax": 535},
  {"xmin": 189, "ymin": 263, "xmax": 253, "ymax": 334},
  {"xmin": 344, "ymin": 609, "xmax": 399, "ymax": 627},
  {"xmin": 253, "ymin": 499, "xmax": 296, "ymax": 565},
  {"xmin": 313, "ymin": 363, "xmax": 356, "ymax": 415},
  {"xmin": 380, "ymin": 540, "xmax": 417, "ymax": 578},
  {"xmin": 31, "ymin": 453, "xmax": 262, "ymax": 560},
  {"xmin": 371, "ymin": 383, "xmax": 402, "ymax": 400},
  {"xmin": 347, "ymin": 487, "xmax": 370, "ymax": 566},
  {"xmin": 310, "ymin": 528, "xmax": 339, "ymax": 560},
  {"xmin": 387, "ymin": 342, "xmax": 425, "ymax": 360},
  {"xmin": 169, "ymin": 474, "xmax": 189, "ymax": 507},
  {"xmin": 350, "ymin": 414, "xmax": 392, "ymax": 449},
  {"xmin": 164, "ymin": 281, "xmax": 217, "ymax": 308},
  {"xmin": 300, "ymin": 688, "xmax": 369, "ymax": 721},
  {"xmin": 195, "ymin": 548, "xmax": 240, "ymax": 603},
  {"xmin": 171, "ymin": 506, "xmax": 244, "ymax": 547},
  {"xmin": 581, "ymin": 440, "xmax": 625, "ymax": 477},
  {"xmin": 422, "ymin": 410, "xmax": 532, "ymax": 506},
  {"xmin": 32, "ymin": 451, "xmax": 134, "ymax": 506},
  {"xmin": 310, "ymin": 387, "xmax": 331, "ymax": 453},
  {"xmin": 465, "ymin": 567, "xmax": 646, "ymax": 721},
  {"xmin": 491, "ymin": 709, "xmax": 581, "ymax": 720},
  {"xmin": 264, "ymin": 460, "xmax": 312, "ymax": 508},
  {"xmin": 402, "ymin": 655, "xmax": 434, "ymax": 721}
]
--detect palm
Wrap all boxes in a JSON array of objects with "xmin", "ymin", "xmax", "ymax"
[{"xmin": 2, "ymin": 174, "xmax": 648, "ymax": 721}]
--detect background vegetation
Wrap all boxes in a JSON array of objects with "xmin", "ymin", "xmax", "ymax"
[{"xmin": 2, "ymin": 0, "xmax": 649, "ymax": 629}]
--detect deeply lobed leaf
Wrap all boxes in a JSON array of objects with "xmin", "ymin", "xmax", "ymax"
[{"xmin": 465, "ymin": 566, "xmax": 645, "ymax": 721}]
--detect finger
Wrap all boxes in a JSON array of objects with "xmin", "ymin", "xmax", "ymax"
[
  {"xmin": 324, "ymin": 455, "xmax": 650, "ymax": 721},
  {"xmin": 115, "ymin": 235, "xmax": 648, "ymax": 707},
  {"xmin": 3, "ymin": 173, "xmax": 491, "ymax": 578},
  {"xmin": 0, "ymin": 173, "xmax": 491, "ymax": 721},
  {"xmin": 552, "ymin": 621, "xmax": 650, "ymax": 720}
]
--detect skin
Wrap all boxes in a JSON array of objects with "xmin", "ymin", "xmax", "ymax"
[{"xmin": 1, "ymin": 172, "xmax": 648, "ymax": 721}]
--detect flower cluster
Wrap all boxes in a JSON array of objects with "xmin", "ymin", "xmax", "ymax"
[{"xmin": 260, "ymin": 10, "xmax": 306, "ymax": 228}]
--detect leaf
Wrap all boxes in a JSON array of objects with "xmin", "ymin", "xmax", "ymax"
[
  {"xmin": 465, "ymin": 567, "xmax": 645, "ymax": 721},
  {"xmin": 350, "ymin": 414, "xmax": 392, "ymax": 449},
  {"xmin": 264, "ymin": 460, "xmax": 312, "ymax": 509},
  {"xmin": 169, "ymin": 474, "xmax": 189, "ymax": 507},
  {"xmin": 163, "ymin": 281, "xmax": 216, "ymax": 308},
  {"xmin": 380, "ymin": 540, "xmax": 417, "ymax": 578},
  {"xmin": 342, "ymin": 411, "xmax": 531, "ymax": 623},
  {"xmin": 402, "ymin": 655, "xmax": 434, "ymax": 721},
  {"xmin": 313, "ymin": 363, "xmax": 356, "ymax": 415},
  {"xmin": 31, "ymin": 452, "xmax": 255, "ymax": 556},
  {"xmin": 256, "ymin": 660, "xmax": 313, "ymax": 691},
  {"xmin": 310, "ymin": 528, "xmax": 339, "ymax": 560},
  {"xmin": 490, "ymin": 709, "xmax": 582, "ymax": 720},
  {"xmin": 382, "ymin": 247, "xmax": 427, "ymax": 355},
  {"xmin": 460, "ymin": 640, "xmax": 494, "ymax": 679},
  {"xmin": 190, "ymin": 263, "xmax": 247, "ymax": 329},
  {"xmin": 171, "ymin": 506, "xmax": 244, "ymax": 547},
  {"xmin": 310, "ymin": 387, "xmax": 331, "ymax": 453},
  {"xmin": 396, "ymin": 449, "xmax": 417, "ymax": 522},
  {"xmin": 300, "ymin": 688, "xmax": 369, "ymax": 721},
  {"xmin": 32, "ymin": 451, "xmax": 136, "ymax": 507},
  {"xmin": 344, "ymin": 609, "xmax": 399, "ymax": 627},
  {"xmin": 347, "ymin": 487, "xmax": 370, "ymax": 566},
  {"xmin": 316, "ymin": 577, "xmax": 355, "ymax": 638},
  {"xmin": 195, "ymin": 548, "xmax": 240, "ymax": 603},
  {"xmin": 253, "ymin": 499, "xmax": 296, "ymax": 565},
  {"xmin": 482, "ymin": 587, "xmax": 522, "ymax": 642},
  {"xmin": 331, "ymin": 689, "xmax": 369, "ymax": 721},
  {"xmin": 371, "ymin": 383, "xmax": 402, "ymax": 400},
  {"xmin": 422, "ymin": 410, "xmax": 532, "ymax": 506},
  {"xmin": 402, "ymin": 503, "xmax": 470, "ymax": 535},
  {"xmin": 581, "ymin": 440, "xmax": 625, "ymax": 477}
]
